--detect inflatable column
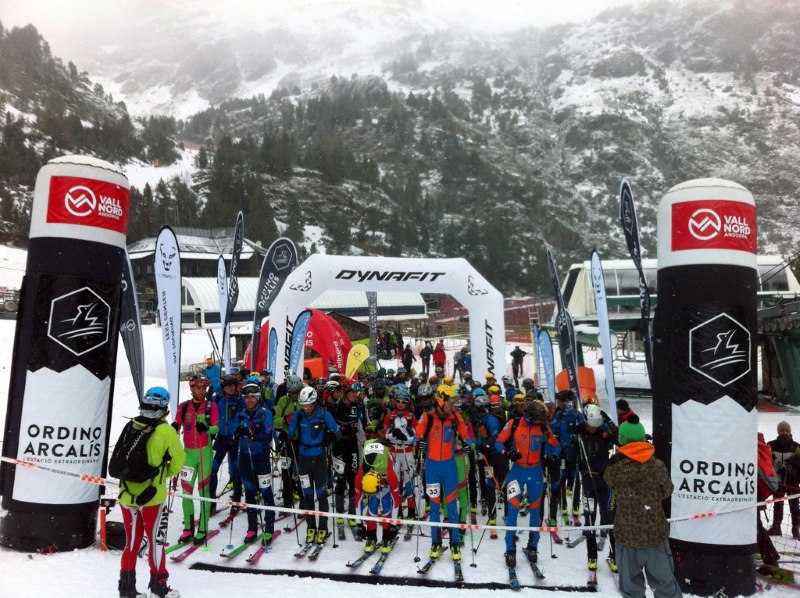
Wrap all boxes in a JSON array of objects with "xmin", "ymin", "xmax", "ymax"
[
  {"xmin": 653, "ymin": 178, "xmax": 757, "ymax": 596},
  {"xmin": 0, "ymin": 156, "xmax": 130, "ymax": 551}
]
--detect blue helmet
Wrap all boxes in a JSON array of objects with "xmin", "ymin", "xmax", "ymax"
[
  {"xmin": 245, "ymin": 374, "xmax": 263, "ymax": 387},
  {"xmin": 141, "ymin": 386, "xmax": 170, "ymax": 418},
  {"xmin": 373, "ymin": 378, "xmax": 387, "ymax": 390}
]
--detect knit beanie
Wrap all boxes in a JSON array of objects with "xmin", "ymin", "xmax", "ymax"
[{"xmin": 618, "ymin": 414, "xmax": 646, "ymax": 445}]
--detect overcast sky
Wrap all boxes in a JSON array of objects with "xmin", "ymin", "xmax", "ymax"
[{"xmin": 3, "ymin": 0, "xmax": 653, "ymax": 54}]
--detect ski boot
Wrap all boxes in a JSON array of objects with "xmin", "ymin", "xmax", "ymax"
[
  {"xmin": 504, "ymin": 550, "xmax": 516, "ymax": 568},
  {"xmin": 177, "ymin": 529, "xmax": 193, "ymax": 544},
  {"xmin": 470, "ymin": 506, "xmax": 478, "ymax": 525},
  {"xmin": 429, "ymin": 543, "xmax": 443, "ymax": 559},
  {"xmin": 364, "ymin": 538, "xmax": 377, "ymax": 553},
  {"xmin": 118, "ymin": 571, "xmax": 147, "ymax": 598},
  {"xmin": 450, "ymin": 543, "xmax": 462, "ymax": 561},
  {"xmin": 608, "ymin": 553, "xmax": 618, "ymax": 573},
  {"xmin": 148, "ymin": 573, "xmax": 179, "ymax": 598},
  {"xmin": 488, "ymin": 518, "xmax": 498, "ymax": 539},
  {"xmin": 561, "ymin": 509, "xmax": 570, "ymax": 526},
  {"xmin": 306, "ymin": 528, "xmax": 317, "ymax": 544},
  {"xmin": 244, "ymin": 530, "xmax": 258, "ymax": 543},
  {"xmin": 381, "ymin": 538, "xmax": 394, "ymax": 554},
  {"xmin": 522, "ymin": 545, "xmax": 538, "ymax": 564},
  {"xmin": 316, "ymin": 529, "xmax": 329, "ymax": 544},
  {"xmin": 588, "ymin": 558, "xmax": 598, "ymax": 571},
  {"xmin": 192, "ymin": 531, "xmax": 208, "ymax": 546},
  {"xmin": 572, "ymin": 509, "xmax": 582, "ymax": 526}
]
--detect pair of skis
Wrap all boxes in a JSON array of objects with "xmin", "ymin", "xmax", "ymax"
[
  {"xmin": 346, "ymin": 538, "xmax": 399, "ymax": 574},
  {"xmin": 168, "ymin": 529, "xmax": 222, "ymax": 563},
  {"xmin": 508, "ymin": 562, "xmax": 545, "ymax": 590},
  {"xmin": 417, "ymin": 546, "xmax": 463, "ymax": 582},
  {"xmin": 220, "ymin": 530, "xmax": 281, "ymax": 561},
  {"xmin": 294, "ymin": 537, "xmax": 328, "ymax": 560}
]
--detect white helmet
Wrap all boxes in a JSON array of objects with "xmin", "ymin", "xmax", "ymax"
[
  {"xmin": 298, "ymin": 385, "xmax": 318, "ymax": 406},
  {"xmin": 584, "ymin": 404, "xmax": 603, "ymax": 427}
]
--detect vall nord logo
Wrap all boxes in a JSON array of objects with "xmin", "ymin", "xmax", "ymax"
[
  {"xmin": 688, "ymin": 208, "xmax": 721, "ymax": 241},
  {"xmin": 47, "ymin": 176, "xmax": 130, "ymax": 234},
  {"xmin": 672, "ymin": 200, "xmax": 756, "ymax": 253},
  {"xmin": 65, "ymin": 186, "xmax": 96, "ymax": 217}
]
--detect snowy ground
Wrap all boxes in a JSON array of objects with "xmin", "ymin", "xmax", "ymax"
[{"xmin": 1, "ymin": 314, "xmax": 798, "ymax": 597}]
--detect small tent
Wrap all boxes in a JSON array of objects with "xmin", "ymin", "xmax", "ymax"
[{"xmin": 243, "ymin": 309, "xmax": 352, "ymax": 375}]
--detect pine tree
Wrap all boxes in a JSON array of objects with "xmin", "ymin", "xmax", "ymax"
[{"xmin": 285, "ymin": 198, "xmax": 305, "ymax": 246}]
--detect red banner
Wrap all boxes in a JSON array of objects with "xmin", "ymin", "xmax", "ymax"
[
  {"xmin": 47, "ymin": 176, "xmax": 130, "ymax": 234},
  {"xmin": 672, "ymin": 200, "xmax": 756, "ymax": 253}
]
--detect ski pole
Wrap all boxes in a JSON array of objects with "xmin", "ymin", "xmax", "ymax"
[
  {"xmin": 286, "ymin": 437, "xmax": 302, "ymax": 546},
  {"xmin": 227, "ymin": 441, "xmax": 242, "ymax": 550},
  {"xmin": 328, "ymin": 445, "xmax": 339, "ymax": 549},
  {"xmin": 198, "ymin": 419, "xmax": 211, "ymax": 551}
]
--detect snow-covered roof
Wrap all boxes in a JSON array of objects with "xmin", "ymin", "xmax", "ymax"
[{"xmin": 128, "ymin": 227, "xmax": 256, "ymax": 261}]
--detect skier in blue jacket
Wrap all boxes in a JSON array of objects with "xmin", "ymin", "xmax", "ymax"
[
  {"xmin": 285, "ymin": 385, "xmax": 341, "ymax": 545},
  {"xmin": 235, "ymin": 382, "xmax": 276, "ymax": 544}
]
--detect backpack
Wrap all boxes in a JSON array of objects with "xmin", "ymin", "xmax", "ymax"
[{"xmin": 109, "ymin": 419, "xmax": 161, "ymax": 484}]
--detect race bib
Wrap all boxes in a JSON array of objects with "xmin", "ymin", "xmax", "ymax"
[
  {"xmin": 425, "ymin": 483, "xmax": 441, "ymax": 498},
  {"xmin": 506, "ymin": 479, "xmax": 521, "ymax": 499},
  {"xmin": 180, "ymin": 466, "xmax": 194, "ymax": 482},
  {"xmin": 280, "ymin": 456, "xmax": 290, "ymax": 470},
  {"xmin": 333, "ymin": 456, "xmax": 345, "ymax": 475},
  {"xmin": 484, "ymin": 465, "xmax": 494, "ymax": 479},
  {"xmin": 257, "ymin": 474, "xmax": 272, "ymax": 489},
  {"xmin": 364, "ymin": 442, "xmax": 384, "ymax": 455},
  {"xmin": 299, "ymin": 474, "xmax": 311, "ymax": 489}
]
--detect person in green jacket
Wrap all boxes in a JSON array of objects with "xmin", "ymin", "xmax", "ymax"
[
  {"xmin": 118, "ymin": 386, "xmax": 185, "ymax": 598},
  {"xmin": 274, "ymin": 374, "xmax": 303, "ymax": 508}
]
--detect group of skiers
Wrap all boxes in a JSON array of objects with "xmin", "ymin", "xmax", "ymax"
[{"xmin": 117, "ymin": 357, "xmax": 686, "ymax": 597}]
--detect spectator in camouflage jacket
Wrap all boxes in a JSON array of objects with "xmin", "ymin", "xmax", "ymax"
[{"xmin": 604, "ymin": 415, "xmax": 682, "ymax": 598}]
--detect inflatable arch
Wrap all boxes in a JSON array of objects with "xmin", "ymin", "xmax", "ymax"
[{"xmin": 269, "ymin": 255, "xmax": 505, "ymax": 384}]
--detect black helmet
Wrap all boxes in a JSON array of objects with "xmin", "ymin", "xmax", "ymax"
[
  {"xmin": 220, "ymin": 374, "xmax": 237, "ymax": 388},
  {"xmin": 522, "ymin": 378, "xmax": 535, "ymax": 390}
]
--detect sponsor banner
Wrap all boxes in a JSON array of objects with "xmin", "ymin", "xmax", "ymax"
[
  {"xmin": 47, "ymin": 175, "xmax": 129, "ymax": 234},
  {"xmin": 345, "ymin": 344, "xmax": 370, "ymax": 379},
  {"xmin": 154, "ymin": 227, "xmax": 182, "ymax": 416},
  {"xmin": 546, "ymin": 247, "xmax": 581, "ymax": 408},
  {"xmin": 251, "ymin": 237, "xmax": 298, "ymax": 372},
  {"xmin": 120, "ymin": 253, "xmax": 145, "ymax": 400},
  {"xmin": 222, "ymin": 213, "xmax": 244, "ymax": 370},
  {"xmin": 289, "ymin": 310, "xmax": 312, "ymax": 375},
  {"xmin": 367, "ymin": 291, "xmax": 378, "ymax": 362},
  {"xmin": 216, "ymin": 256, "xmax": 228, "ymax": 368},
  {"xmin": 591, "ymin": 252, "xmax": 618, "ymax": 425},
  {"xmin": 670, "ymin": 397, "xmax": 757, "ymax": 544},
  {"xmin": 537, "ymin": 330, "xmax": 556, "ymax": 404},
  {"xmin": 267, "ymin": 328, "xmax": 278, "ymax": 377},
  {"xmin": 13, "ymin": 366, "xmax": 109, "ymax": 504},
  {"xmin": 619, "ymin": 179, "xmax": 653, "ymax": 382},
  {"xmin": 672, "ymin": 200, "xmax": 757, "ymax": 253}
]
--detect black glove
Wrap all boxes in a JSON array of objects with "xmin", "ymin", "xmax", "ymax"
[
  {"xmin": 171, "ymin": 421, "xmax": 180, "ymax": 431},
  {"xmin": 392, "ymin": 428, "xmax": 408, "ymax": 442},
  {"xmin": 506, "ymin": 449, "xmax": 522, "ymax": 462},
  {"xmin": 195, "ymin": 420, "xmax": 208, "ymax": 434},
  {"xmin": 236, "ymin": 425, "xmax": 254, "ymax": 440},
  {"xmin": 543, "ymin": 454, "xmax": 559, "ymax": 468},
  {"xmin": 478, "ymin": 444, "xmax": 491, "ymax": 455},
  {"xmin": 278, "ymin": 430, "xmax": 289, "ymax": 443}
]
